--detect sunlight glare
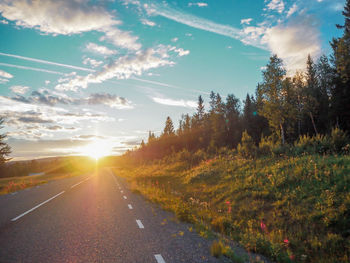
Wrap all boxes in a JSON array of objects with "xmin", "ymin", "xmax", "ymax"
[{"xmin": 80, "ymin": 140, "xmax": 112, "ymax": 160}]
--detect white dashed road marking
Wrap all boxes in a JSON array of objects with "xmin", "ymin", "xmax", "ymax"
[
  {"xmin": 128, "ymin": 204, "xmax": 133, "ymax": 209},
  {"xmin": 136, "ymin": 219, "xmax": 144, "ymax": 229},
  {"xmin": 71, "ymin": 181, "xmax": 84, "ymax": 188},
  {"xmin": 11, "ymin": 191, "xmax": 65, "ymax": 221},
  {"xmin": 154, "ymin": 254, "xmax": 166, "ymax": 263}
]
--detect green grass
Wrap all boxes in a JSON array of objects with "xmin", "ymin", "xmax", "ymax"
[
  {"xmin": 115, "ymin": 153, "xmax": 350, "ymax": 262},
  {"xmin": 0, "ymin": 171, "xmax": 85, "ymax": 195}
]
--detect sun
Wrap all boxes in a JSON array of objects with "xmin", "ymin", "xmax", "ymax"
[{"xmin": 80, "ymin": 140, "xmax": 112, "ymax": 160}]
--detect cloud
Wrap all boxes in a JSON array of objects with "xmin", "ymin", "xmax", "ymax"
[
  {"xmin": 55, "ymin": 48, "xmax": 174, "ymax": 91},
  {"xmin": 141, "ymin": 19, "xmax": 156, "ymax": 27},
  {"xmin": 83, "ymin": 57, "xmax": 103, "ymax": 68},
  {"xmin": 262, "ymin": 15, "xmax": 321, "ymax": 73},
  {"xmin": 0, "ymin": 52, "xmax": 94, "ymax": 72},
  {"xmin": 85, "ymin": 43, "xmax": 117, "ymax": 56},
  {"xmin": 87, "ymin": 93, "xmax": 133, "ymax": 109},
  {"xmin": 188, "ymin": 2, "xmax": 208, "ymax": 7},
  {"xmin": 0, "ymin": 62, "xmax": 65, "ymax": 75},
  {"xmin": 173, "ymin": 48, "xmax": 190, "ymax": 56},
  {"xmin": 286, "ymin": 3, "xmax": 298, "ymax": 17},
  {"xmin": 171, "ymin": 37, "xmax": 179, "ymax": 42},
  {"xmin": 10, "ymin": 85, "xmax": 29, "ymax": 94},
  {"xmin": 266, "ymin": 0, "xmax": 285, "ymax": 13},
  {"xmin": 7, "ymin": 89, "xmax": 133, "ymax": 109},
  {"xmin": 0, "ymin": 19, "xmax": 8, "ymax": 24},
  {"xmin": 241, "ymin": 18, "xmax": 253, "ymax": 25},
  {"xmin": 0, "ymin": 69, "xmax": 13, "ymax": 79},
  {"xmin": 0, "ymin": 0, "xmax": 141, "ymax": 50},
  {"xmin": 152, "ymin": 97, "xmax": 197, "ymax": 108}
]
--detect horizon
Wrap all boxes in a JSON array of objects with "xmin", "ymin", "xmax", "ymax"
[{"xmin": 0, "ymin": 0, "xmax": 346, "ymax": 160}]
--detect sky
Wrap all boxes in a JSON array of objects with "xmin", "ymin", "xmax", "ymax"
[{"xmin": 0, "ymin": 0, "xmax": 346, "ymax": 160}]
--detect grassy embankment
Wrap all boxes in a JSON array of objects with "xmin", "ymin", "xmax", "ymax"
[
  {"xmin": 0, "ymin": 157, "xmax": 96, "ymax": 194},
  {"xmin": 116, "ymin": 154, "xmax": 350, "ymax": 263}
]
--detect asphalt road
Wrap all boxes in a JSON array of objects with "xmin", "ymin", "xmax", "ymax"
[{"xmin": 0, "ymin": 168, "xmax": 225, "ymax": 263}]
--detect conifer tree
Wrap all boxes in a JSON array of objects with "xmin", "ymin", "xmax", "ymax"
[
  {"xmin": 163, "ymin": 116, "xmax": 175, "ymax": 136},
  {"xmin": 0, "ymin": 118, "xmax": 11, "ymax": 165}
]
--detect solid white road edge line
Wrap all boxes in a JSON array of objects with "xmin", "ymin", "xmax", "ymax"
[
  {"xmin": 154, "ymin": 254, "xmax": 166, "ymax": 263},
  {"xmin": 128, "ymin": 204, "xmax": 133, "ymax": 209},
  {"xmin": 11, "ymin": 191, "xmax": 65, "ymax": 221},
  {"xmin": 136, "ymin": 219, "xmax": 144, "ymax": 229},
  {"xmin": 71, "ymin": 181, "xmax": 84, "ymax": 188}
]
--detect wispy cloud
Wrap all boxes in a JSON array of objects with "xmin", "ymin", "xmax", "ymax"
[
  {"xmin": 145, "ymin": 3, "xmax": 244, "ymax": 44},
  {"xmin": 0, "ymin": 68, "xmax": 13, "ymax": 79},
  {"xmin": 188, "ymin": 2, "xmax": 208, "ymax": 7},
  {"xmin": 0, "ymin": 52, "xmax": 94, "ymax": 72},
  {"xmin": 0, "ymin": 62, "xmax": 65, "ymax": 75},
  {"xmin": 152, "ymin": 97, "xmax": 197, "ymax": 108},
  {"xmin": 85, "ymin": 43, "xmax": 117, "ymax": 56},
  {"xmin": 11, "ymin": 85, "xmax": 29, "ymax": 94}
]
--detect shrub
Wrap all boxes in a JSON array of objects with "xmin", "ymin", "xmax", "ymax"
[
  {"xmin": 330, "ymin": 128, "xmax": 349, "ymax": 154},
  {"xmin": 210, "ymin": 240, "xmax": 225, "ymax": 258},
  {"xmin": 238, "ymin": 131, "xmax": 257, "ymax": 158}
]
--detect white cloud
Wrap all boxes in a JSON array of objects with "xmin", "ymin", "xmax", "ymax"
[
  {"xmin": 0, "ymin": 69, "xmax": 13, "ymax": 79},
  {"xmin": 85, "ymin": 43, "xmax": 117, "ymax": 56},
  {"xmin": 145, "ymin": 3, "xmax": 243, "ymax": 44},
  {"xmin": 45, "ymin": 80, "xmax": 50, "ymax": 85},
  {"xmin": 0, "ymin": 52, "xmax": 94, "ymax": 72},
  {"xmin": 0, "ymin": 62, "xmax": 65, "ymax": 75},
  {"xmin": 141, "ymin": 19, "xmax": 156, "ymax": 26},
  {"xmin": 152, "ymin": 97, "xmax": 197, "ymax": 108},
  {"xmin": 241, "ymin": 18, "xmax": 253, "ymax": 25},
  {"xmin": 0, "ymin": 19, "xmax": 8, "ymax": 24},
  {"xmin": 55, "ymin": 48, "xmax": 174, "ymax": 91},
  {"xmin": 286, "ymin": 3, "xmax": 298, "ymax": 17},
  {"xmin": 83, "ymin": 57, "xmax": 103, "ymax": 68},
  {"xmin": 171, "ymin": 37, "xmax": 179, "ymax": 42},
  {"xmin": 11, "ymin": 85, "xmax": 29, "ymax": 94},
  {"xmin": 0, "ymin": 78, "xmax": 9, "ymax": 84},
  {"xmin": 266, "ymin": 0, "xmax": 285, "ymax": 13},
  {"xmin": 173, "ymin": 48, "xmax": 190, "ymax": 56},
  {"xmin": 188, "ymin": 2, "xmax": 208, "ymax": 7},
  {"xmin": 0, "ymin": 0, "xmax": 141, "ymax": 50},
  {"xmin": 262, "ymin": 16, "xmax": 321, "ymax": 73}
]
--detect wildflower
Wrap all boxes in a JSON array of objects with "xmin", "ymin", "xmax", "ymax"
[
  {"xmin": 260, "ymin": 220, "xmax": 266, "ymax": 232},
  {"xmin": 284, "ymin": 239, "xmax": 289, "ymax": 245},
  {"xmin": 290, "ymin": 254, "xmax": 295, "ymax": 260}
]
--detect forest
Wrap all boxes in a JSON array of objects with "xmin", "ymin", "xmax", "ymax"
[{"xmin": 115, "ymin": 2, "xmax": 350, "ymax": 263}]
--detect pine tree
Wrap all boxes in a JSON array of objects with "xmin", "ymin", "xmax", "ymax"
[
  {"xmin": 305, "ymin": 55, "xmax": 319, "ymax": 135},
  {"xmin": 225, "ymin": 94, "xmax": 241, "ymax": 147},
  {"xmin": 258, "ymin": 55, "xmax": 288, "ymax": 144},
  {"xmin": 0, "ymin": 118, "xmax": 11, "ymax": 165},
  {"xmin": 163, "ymin": 116, "xmax": 175, "ymax": 136},
  {"xmin": 331, "ymin": 0, "xmax": 350, "ymax": 130}
]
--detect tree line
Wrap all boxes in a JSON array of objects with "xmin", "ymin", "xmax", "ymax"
[{"xmin": 126, "ymin": 1, "xmax": 350, "ymax": 162}]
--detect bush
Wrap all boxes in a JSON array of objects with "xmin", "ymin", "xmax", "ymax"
[
  {"xmin": 210, "ymin": 240, "xmax": 225, "ymax": 258},
  {"xmin": 238, "ymin": 131, "xmax": 257, "ymax": 158},
  {"xmin": 330, "ymin": 128, "xmax": 349, "ymax": 154},
  {"xmin": 294, "ymin": 134, "xmax": 331, "ymax": 155}
]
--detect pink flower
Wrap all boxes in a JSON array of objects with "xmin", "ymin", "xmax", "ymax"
[
  {"xmin": 260, "ymin": 221, "xmax": 266, "ymax": 232},
  {"xmin": 284, "ymin": 239, "xmax": 289, "ymax": 245}
]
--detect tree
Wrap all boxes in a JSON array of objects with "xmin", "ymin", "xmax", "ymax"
[
  {"xmin": 0, "ymin": 118, "xmax": 11, "ymax": 165},
  {"xmin": 330, "ymin": 0, "xmax": 350, "ymax": 130},
  {"xmin": 304, "ymin": 55, "xmax": 320, "ymax": 135},
  {"xmin": 225, "ymin": 94, "xmax": 241, "ymax": 147},
  {"xmin": 258, "ymin": 55, "xmax": 288, "ymax": 144},
  {"xmin": 163, "ymin": 116, "xmax": 175, "ymax": 136}
]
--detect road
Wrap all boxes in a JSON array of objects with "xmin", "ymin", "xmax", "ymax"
[{"xmin": 0, "ymin": 168, "xmax": 224, "ymax": 263}]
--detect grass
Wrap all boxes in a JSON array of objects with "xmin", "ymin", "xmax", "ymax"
[
  {"xmin": 115, "ymin": 153, "xmax": 350, "ymax": 262},
  {"xmin": 0, "ymin": 171, "xmax": 83, "ymax": 195}
]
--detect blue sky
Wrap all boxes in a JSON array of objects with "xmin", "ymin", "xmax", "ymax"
[{"xmin": 0, "ymin": 0, "xmax": 346, "ymax": 160}]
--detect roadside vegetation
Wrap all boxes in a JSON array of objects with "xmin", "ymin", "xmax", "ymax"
[
  {"xmin": 116, "ymin": 4, "xmax": 350, "ymax": 262},
  {"xmin": 0, "ymin": 157, "xmax": 96, "ymax": 194}
]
